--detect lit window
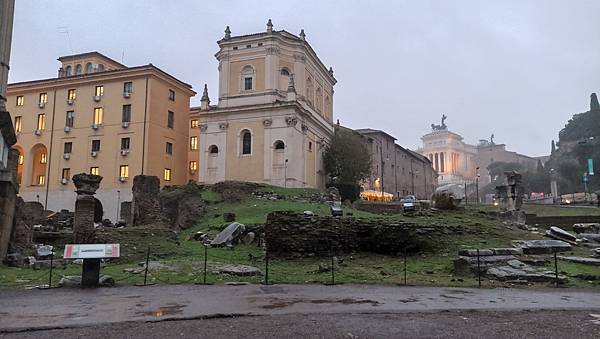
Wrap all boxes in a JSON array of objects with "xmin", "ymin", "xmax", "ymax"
[
  {"xmin": 18, "ymin": 154, "xmax": 24, "ymax": 165},
  {"xmin": 93, "ymin": 107, "xmax": 103, "ymax": 125},
  {"xmin": 163, "ymin": 168, "xmax": 172, "ymax": 181},
  {"xmin": 40, "ymin": 153, "xmax": 47, "ymax": 164},
  {"xmin": 16, "ymin": 96, "xmax": 24, "ymax": 106},
  {"xmin": 190, "ymin": 136, "xmax": 198, "ymax": 150},
  {"xmin": 39, "ymin": 93, "xmax": 48, "ymax": 104},
  {"xmin": 241, "ymin": 130, "xmax": 251, "ymax": 154},
  {"xmin": 168, "ymin": 89, "xmax": 175, "ymax": 101},
  {"xmin": 95, "ymin": 85, "xmax": 104, "ymax": 97},
  {"xmin": 66, "ymin": 111, "xmax": 74, "ymax": 127},
  {"xmin": 37, "ymin": 175, "xmax": 45, "ymax": 186},
  {"xmin": 14, "ymin": 116, "xmax": 22, "ymax": 133},
  {"xmin": 121, "ymin": 137, "xmax": 130, "ymax": 150},
  {"xmin": 67, "ymin": 89, "xmax": 76, "ymax": 101},
  {"xmin": 166, "ymin": 142, "xmax": 173, "ymax": 155},
  {"xmin": 190, "ymin": 119, "xmax": 199, "ymax": 129},
  {"xmin": 124, "ymin": 82, "xmax": 133, "ymax": 94},
  {"xmin": 37, "ymin": 114, "xmax": 46, "ymax": 130},
  {"xmin": 62, "ymin": 168, "xmax": 70, "ymax": 180},
  {"xmin": 189, "ymin": 161, "xmax": 198, "ymax": 171},
  {"xmin": 119, "ymin": 165, "xmax": 129, "ymax": 178},
  {"xmin": 122, "ymin": 105, "xmax": 131, "ymax": 122},
  {"xmin": 90, "ymin": 167, "xmax": 99, "ymax": 175},
  {"xmin": 92, "ymin": 140, "xmax": 101, "ymax": 152},
  {"xmin": 167, "ymin": 111, "xmax": 174, "ymax": 128},
  {"xmin": 64, "ymin": 142, "xmax": 72, "ymax": 154}
]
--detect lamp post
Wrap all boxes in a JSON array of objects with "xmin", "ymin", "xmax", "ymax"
[
  {"xmin": 410, "ymin": 160, "xmax": 415, "ymax": 196},
  {"xmin": 476, "ymin": 167, "xmax": 480, "ymax": 205},
  {"xmin": 284, "ymin": 159, "xmax": 289, "ymax": 188},
  {"xmin": 116, "ymin": 190, "xmax": 121, "ymax": 221}
]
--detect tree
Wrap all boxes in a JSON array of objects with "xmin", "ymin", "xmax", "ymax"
[{"xmin": 323, "ymin": 127, "xmax": 372, "ymax": 196}]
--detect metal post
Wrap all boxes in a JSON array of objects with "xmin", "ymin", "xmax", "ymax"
[
  {"xmin": 143, "ymin": 246, "xmax": 150, "ymax": 286},
  {"xmin": 476, "ymin": 249, "xmax": 481, "ymax": 288},
  {"xmin": 330, "ymin": 249, "xmax": 335, "ymax": 285},
  {"xmin": 404, "ymin": 249, "xmax": 407, "ymax": 286},
  {"xmin": 476, "ymin": 178, "xmax": 479, "ymax": 206},
  {"xmin": 284, "ymin": 159, "xmax": 288, "ymax": 188},
  {"xmin": 48, "ymin": 252, "xmax": 54, "ymax": 288},
  {"xmin": 554, "ymin": 250, "xmax": 559, "ymax": 288},
  {"xmin": 203, "ymin": 244, "xmax": 208, "ymax": 284},
  {"xmin": 264, "ymin": 246, "xmax": 270, "ymax": 285},
  {"xmin": 464, "ymin": 183, "xmax": 468, "ymax": 206},
  {"xmin": 116, "ymin": 190, "xmax": 121, "ymax": 221}
]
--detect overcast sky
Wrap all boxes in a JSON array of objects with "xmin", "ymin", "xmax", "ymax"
[{"xmin": 8, "ymin": 0, "xmax": 600, "ymax": 156}]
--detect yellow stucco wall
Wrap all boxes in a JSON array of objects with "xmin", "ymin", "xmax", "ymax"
[{"xmin": 225, "ymin": 121, "xmax": 264, "ymax": 181}]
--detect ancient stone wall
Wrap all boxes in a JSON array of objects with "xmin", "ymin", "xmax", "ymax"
[
  {"xmin": 0, "ymin": 149, "xmax": 19, "ymax": 259},
  {"xmin": 73, "ymin": 195, "xmax": 96, "ymax": 243},
  {"xmin": 353, "ymin": 202, "xmax": 404, "ymax": 215},
  {"xmin": 132, "ymin": 175, "xmax": 161, "ymax": 226},
  {"xmin": 159, "ymin": 182, "xmax": 206, "ymax": 229},
  {"xmin": 264, "ymin": 211, "xmax": 448, "ymax": 257}
]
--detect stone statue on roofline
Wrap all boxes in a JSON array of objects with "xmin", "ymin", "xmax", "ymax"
[{"xmin": 431, "ymin": 114, "xmax": 448, "ymax": 131}]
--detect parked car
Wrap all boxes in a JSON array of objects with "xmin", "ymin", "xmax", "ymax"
[{"xmin": 400, "ymin": 195, "xmax": 418, "ymax": 212}]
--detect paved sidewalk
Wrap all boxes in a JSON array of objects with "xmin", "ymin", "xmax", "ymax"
[{"xmin": 1, "ymin": 284, "xmax": 600, "ymax": 332}]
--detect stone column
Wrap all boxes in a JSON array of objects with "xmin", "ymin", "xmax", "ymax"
[
  {"xmin": 72, "ymin": 173, "xmax": 102, "ymax": 244},
  {"xmin": 0, "ymin": 149, "xmax": 19, "ymax": 260}
]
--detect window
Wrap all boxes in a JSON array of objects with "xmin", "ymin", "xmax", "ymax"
[
  {"xmin": 66, "ymin": 111, "xmax": 74, "ymax": 127},
  {"xmin": 241, "ymin": 65, "xmax": 254, "ymax": 91},
  {"xmin": 62, "ymin": 168, "xmax": 70, "ymax": 180},
  {"xmin": 16, "ymin": 96, "xmax": 24, "ymax": 106},
  {"xmin": 281, "ymin": 68, "xmax": 290, "ymax": 76},
  {"xmin": 94, "ymin": 85, "xmax": 104, "ymax": 97},
  {"xmin": 121, "ymin": 137, "xmax": 130, "ymax": 150},
  {"xmin": 75, "ymin": 64, "xmax": 82, "ymax": 75},
  {"xmin": 163, "ymin": 168, "xmax": 172, "ymax": 181},
  {"xmin": 37, "ymin": 175, "xmax": 45, "ymax": 186},
  {"xmin": 97, "ymin": 64, "xmax": 104, "ymax": 72},
  {"xmin": 274, "ymin": 140, "xmax": 285, "ymax": 150},
  {"xmin": 190, "ymin": 119, "xmax": 199, "ymax": 129},
  {"xmin": 14, "ymin": 116, "xmax": 22, "ymax": 133},
  {"xmin": 92, "ymin": 139, "xmax": 101, "ymax": 152},
  {"xmin": 65, "ymin": 66, "xmax": 72, "ymax": 76},
  {"xmin": 85, "ymin": 62, "xmax": 93, "ymax": 74},
  {"xmin": 166, "ymin": 142, "xmax": 173, "ymax": 155},
  {"xmin": 168, "ymin": 89, "xmax": 175, "ymax": 101},
  {"xmin": 241, "ymin": 130, "xmax": 251, "ymax": 154},
  {"xmin": 37, "ymin": 114, "xmax": 46, "ymax": 130},
  {"xmin": 40, "ymin": 153, "xmax": 47, "ymax": 164},
  {"xmin": 90, "ymin": 167, "xmax": 99, "ymax": 175},
  {"xmin": 18, "ymin": 154, "xmax": 23, "ymax": 165},
  {"xmin": 93, "ymin": 107, "xmax": 103, "ymax": 125},
  {"xmin": 39, "ymin": 93, "xmax": 48, "ymax": 104},
  {"xmin": 64, "ymin": 142, "xmax": 72, "ymax": 154},
  {"xmin": 167, "ymin": 111, "xmax": 174, "ymax": 128},
  {"xmin": 119, "ymin": 165, "xmax": 129, "ymax": 178},
  {"xmin": 122, "ymin": 104, "xmax": 131, "ymax": 122},
  {"xmin": 190, "ymin": 136, "xmax": 198, "ymax": 150},
  {"xmin": 189, "ymin": 161, "xmax": 198, "ymax": 171},
  {"xmin": 209, "ymin": 145, "xmax": 218, "ymax": 154},
  {"xmin": 124, "ymin": 82, "xmax": 133, "ymax": 94},
  {"xmin": 67, "ymin": 89, "xmax": 76, "ymax": 101},
  {"xmin": 308, "ymin": 141, "xmax": 313, "ymax": 151}
]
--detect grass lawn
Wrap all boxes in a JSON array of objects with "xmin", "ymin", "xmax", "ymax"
[{"xmin": 1, "ymin": 185, "xmax": 599, "ymax": 290}]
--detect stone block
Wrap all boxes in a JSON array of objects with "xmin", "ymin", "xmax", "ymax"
[
  {"xmin": 458, "ymin": 249, "xmax": 494, "ymax": 257},
  {"xmin": 511, "ymin": 239, "xmax": 572, "ymax": 254}
]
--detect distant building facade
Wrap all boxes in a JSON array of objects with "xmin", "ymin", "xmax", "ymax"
[
  {"xmin": 420, "ymin": 115, "xmax": 537, "ymax": 187},
  {"xmin": 6, "ymin": 52, "xmax": 195, "ymax": 220},
  {"xmin": 192, "ymin": 21, "xmax": 336, "ymax": 188},
  {"xmin": 356, "ymin": 128, "xmax": 437, "ymax": 199}
]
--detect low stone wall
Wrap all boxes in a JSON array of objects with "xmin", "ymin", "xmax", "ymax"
[
  {"xmin": 264, "ymin": 211, "xmax": 452, "ymax": 257},
  {"xmin": 352, "ymin": 202, "xmax": 405, "ymax": 215},
  {"xmin": 525, "ymin": 214, "xmax": 600, "ymax": 228}
]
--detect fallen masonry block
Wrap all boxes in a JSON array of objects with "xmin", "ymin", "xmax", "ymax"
[
  {"xmin": 557, "ymin": 256, "xmax": 600, "ymax": 266},
  {"xmin": 458, "ymin": 249, "xmax": 494, "ymax": 256},
  {"xmin": 453, "ymin": 255, "xmax": 515, "ymax": 275},
  {"xmin": 511, "ymin": 240, "xmax": 572, "ymax": 254},
  {"xmin": 545, "ymin": 226, "xmax": 578, "ymax": 244},
  {"xmin": 572, "ymin": 223, "xmax": 600, "ymax": 234},
  {"xmin": 487, "ymin": 266, "xmax": 566, "ymax": 283},
  {"xmin": 491, "ymin": 248, "xmax": 523, "ymax": 255}
]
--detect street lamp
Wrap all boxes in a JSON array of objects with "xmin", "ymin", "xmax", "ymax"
[
  {"xmin": 476, "ymin": 167, "xmax": 480, "ymax": 205},
  {"xmin": 116, "ymin": 190, "xmax": 121, "ymax": 222},
  {"xmin": 284, "ymin": 159, "xmax": 289, "ymax": 188}
]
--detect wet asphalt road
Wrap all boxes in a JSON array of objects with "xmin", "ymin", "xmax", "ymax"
[{"xmin": 3, "ymin": 310, "xmax": 600, "ymax": 338}]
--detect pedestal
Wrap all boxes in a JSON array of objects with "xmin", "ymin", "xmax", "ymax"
[{"xmin": 82, "ymin": 258, "xmax": 101, "ymax": 287}]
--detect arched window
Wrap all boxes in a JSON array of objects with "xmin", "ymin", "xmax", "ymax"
[
  {"xmin": 274, "ymin": 140, "xmax": 285, "ymax": 150},
  {"xmin": 209, "ymin": 145, "xmax": 219, "ymax": 155},
  {"xmin": 280, "ymin": 68, "xmax": 290, "ymax": 76},
  {"xmin": 75, "ymin": 64, "xmax": 82, "ymax": 75},
  {"xmin": 65, "ymin": 66, "xmax": 72, "ymax": 76},
  {"xmin": 97, "ymin": 64, "xmax": 104, "ymax": 72},
  {"xmin": 85, "ymin": 63, "xmax": 93, "ymax": 74},
  {"xmin": 241, "ymin": 129, "xmax": 252, "ymax": 155},
  {"xmin": 241, "ymin": 65, "xmax": 254, "ymax": 91}
]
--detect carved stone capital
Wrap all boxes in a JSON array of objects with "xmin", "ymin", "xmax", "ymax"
[
  {"xmin": 262, "ymin": 118, "xmax": 273, "ymax": 127},
  {"xmin": 301, "ymin": 123, "xmax": 308, "ymax": 133},
  {"xmin": 199, "ymin": 124, "xmax": 208, "ymax": 132},
  {"xmin": 285, "ymin": 116, "xmax": 298, "ymax": 126},
  {"xmin": 266, "ymin": 46, "xmax": 280, "ymax": 55},
  {"xmin": 219, "ymin": 122, "xmax": 229, "ymax": 130},
  {"xmin": 72, "ymin": 173, "xmax": 102, "ymax": 195},
  {"xmin": 293, "ymin": 54, "xmax": 306, "ymax": 62}
]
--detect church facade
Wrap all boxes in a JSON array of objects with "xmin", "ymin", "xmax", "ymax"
[{"xmin": 191, "ymin": 21, "xmax": 336, "ymax": 188}]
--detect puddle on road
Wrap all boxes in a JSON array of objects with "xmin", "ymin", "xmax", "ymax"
[
  {"xmin": 258, "ymin": 297, "xmax": 380, "ymax": 309},
  {"xmin": 139, "ymin": 304, "xmax": 185, "ymax": 317}
]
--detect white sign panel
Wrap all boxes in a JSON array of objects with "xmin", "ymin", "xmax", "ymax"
[{"xmin": 63, "ymin": 244, "xmax": 120, "ymax": 259}]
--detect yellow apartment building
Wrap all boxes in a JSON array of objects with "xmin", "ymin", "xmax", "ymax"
[
  {"xmin": 192, "ymin": 20, "xmax": 336, "ymax": 188},
  {"xmin": 7, "ymin": 52, "xmax": 195, "ymax": 220}
]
